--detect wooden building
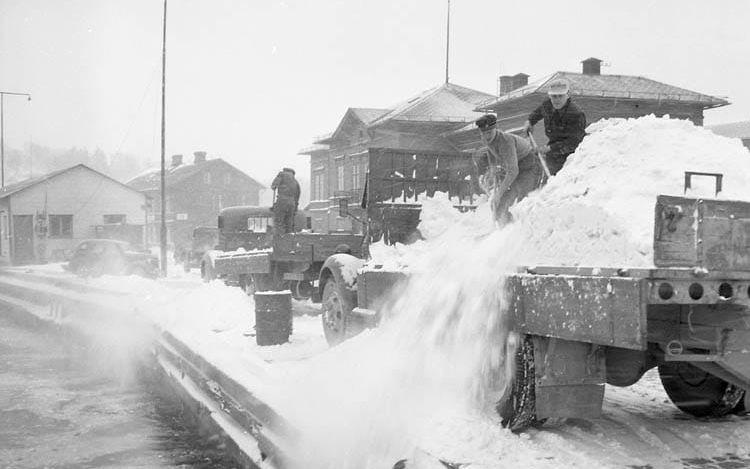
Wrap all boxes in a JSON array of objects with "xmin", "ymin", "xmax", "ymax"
[
  {"xmin": 0, "ymin": 164, "xmax": 148, "ymax": 265},
  {"xmin": 449, "ymin": 57, "xmax": 729, "ymax": 152},
  {"xmin": 299, "ymin": 82, "xmax": 495, "ymax": 234},
  {"xmin": 127, "ymin": 151, "xmax": 264, "ymax": 252}
]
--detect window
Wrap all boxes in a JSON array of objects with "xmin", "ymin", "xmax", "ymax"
[
  {"xmin": 352, "ymin": 164, "xmax": 362, "ymax": 190},
  {"xmin": 49, "ymin": 215, "xmax": 73, "ymax": 238},
  {"xmin": 312, "ymin": 172, "xmax": 325, "ymax": 200},
  {"xmin": 247, "ymin": 216, "xmax": 273, "ymax": 233},
  {"xmin": 337, "ymin": 164, "xmax": 345, "ymax": 191},
  {"xmin": 204, "ymin": 172, "xmax": 212, "ymax": 184},
  {"xmin": 103, "ymin": 214, "xmax": 126, "ymax": 224},
  {"xmin": 224, "ymin": 173, "xmax": 231, "ymax": 185},
  {"xmin": 213, "ymin": 194, "xmax": 223, "ymax": 211}
]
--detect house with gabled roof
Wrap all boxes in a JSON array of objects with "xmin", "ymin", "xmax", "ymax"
[
  {"xmin": 299, "ymin": 82, "xmax": 495, "ymax": 234},
  {"xmin": 127, "ymin": 151, "xmax": 264, "ymax": 254},
  {"xmin": 0, "ymin": 164, "xmax": 148, "ymax": 265},
  {"xmin": 449, "ymin": 57, "xmax": 729, "ymax": 152}
]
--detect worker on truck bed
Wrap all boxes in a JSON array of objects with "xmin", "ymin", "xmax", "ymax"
[
  {"xmin": 522, "ymin": 79, "xmax": 586, "ymax": 176},
  {"xmin": 270, "ymin": 167, "xmax": 301, "ymax": 234},
  {"xmin": 474, "ymin": 114, "xmax": 544, "ymax": 223}
]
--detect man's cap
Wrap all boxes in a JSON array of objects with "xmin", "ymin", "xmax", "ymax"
[
  {"xmin": 547, "ymin": 80, "xmax": 570, "ymax": 96},
  {"xmin": 282, "ymin": 167, "xmax": 295, "ymax": 175},
  {"xmin": 475, "ymin": 114, "xmax": 497, "ymax": 130}
]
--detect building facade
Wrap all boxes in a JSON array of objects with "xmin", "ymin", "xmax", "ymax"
[
  {"xmin": 127, "ymin": 151, "xmax": 265, "ymax": 252},
  {"xmin": 0, "ymin": 164, "xmax": 147, "ymax": 265},
  {"xmin": 300, "ymin": 83, "xmax": 495, "ymax": 234}
]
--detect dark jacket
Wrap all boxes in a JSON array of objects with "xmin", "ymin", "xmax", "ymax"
[
  {"xmin": 271, "ymin": 170, "xmax": 301, "ymax": 206},
  {"xmin": 528, "ymin": 98, "xmax": 586, "ymax": 158}
]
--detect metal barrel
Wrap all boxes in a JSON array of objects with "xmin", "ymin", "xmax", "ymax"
[{"xmin": 253, "ymin": 291, "xmax": 293, "ymax": 346}]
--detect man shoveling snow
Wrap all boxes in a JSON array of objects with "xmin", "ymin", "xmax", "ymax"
[{"xmin": 473, "ymin": 113, "xmax": 545, "ymax": 224}]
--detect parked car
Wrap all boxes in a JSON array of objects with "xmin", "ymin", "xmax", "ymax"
[{"xmin": 65, "ymin": 239, "xmax": 159, "ymax": 278}]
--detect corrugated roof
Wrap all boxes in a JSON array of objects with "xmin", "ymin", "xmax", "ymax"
[
  {"xmin": 369, "ymin": 82, "xmax": 496, "ymax": 126},
  {"xmin": 481, "ymin": 71, "xmax": 729, "ymax": 109},
  {"xmin": 708, "ymin": 121, "xmax": 750, "ymax": 139},
  {"xmin": 127, "ymin": 158, "xmax": 265, "ymax": 191},
  {"xmin": 0, "ymin": 164, "xmax": 143, "ymax": 199}
]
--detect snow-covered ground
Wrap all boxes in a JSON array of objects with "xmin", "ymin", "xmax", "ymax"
[
  {"xmin": 7, "ymin": 116, "xmax": 750, "ymax": 468},
  {"xmin": 11, "ymin": 260, "xmax": 750, "ymax": 469}
]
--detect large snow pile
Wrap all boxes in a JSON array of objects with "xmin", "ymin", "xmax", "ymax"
[
  {"xmin": 512, "ymin": 115, "xmax": 750, "ymax": 267},
  {"xmin": 370, "ymin": 115, "xmax": 750, "ymax": 270}
]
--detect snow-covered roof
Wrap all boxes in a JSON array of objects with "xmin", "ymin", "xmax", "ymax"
[
  {"xmin": 0, "ymin": 163, "xmax": 142, "ymax": 199},
  {"xmin": 479, "ymin": 71, "xmax": 729, "ymax": 110},
  {"xmin": 127, "ymin": 158, "xmax": 265, "ymax": 191},
  {"xmin": 369, "ymin": 82, "xmax": 496, "ymax": 126}
]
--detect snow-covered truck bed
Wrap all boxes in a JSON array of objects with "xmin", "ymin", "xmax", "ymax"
[{"xmin": 336, "ymin": 194, "xmax": 750, "ymax": 430}]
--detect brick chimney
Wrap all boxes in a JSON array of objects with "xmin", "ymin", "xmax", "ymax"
[
  {"xmin": 582, "ymin": 57, "xmax": 602, "ymax": 75},
  {"xmin": 171, "ymin": 154, "xmax": 183, "ymax": 167},
  {"xmin": 193, "ymin": 151, "xmax": 207, "ymax": 164},
  {"xmin": 498, "ymin": 73, "xmax": 529, "ymax": 95}
]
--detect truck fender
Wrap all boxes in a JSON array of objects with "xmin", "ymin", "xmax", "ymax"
[{"xmin": 318, "ymin": 253, "xmax": 364, "ymax": 300}]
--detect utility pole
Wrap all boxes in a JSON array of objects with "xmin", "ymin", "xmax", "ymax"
[
  {"xmin": 159, "ymin": 0, "xmax": 168, "ymax": 276},
  {"xmin": 445, "ymin": 0, "xmax": 450, "ymax": 84},
  {"xmin": 0, "ymin": 91, "xmax": 32, "ymax": 189}
]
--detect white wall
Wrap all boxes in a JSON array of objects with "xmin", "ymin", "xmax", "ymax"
[{"xmin": 3, "ymin": 166, "xmax": 146, "ymax": 264}]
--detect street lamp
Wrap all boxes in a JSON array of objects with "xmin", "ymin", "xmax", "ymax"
[{"xmin": 0, "ymin": 91, "xmax": 32, "ymax": 189}]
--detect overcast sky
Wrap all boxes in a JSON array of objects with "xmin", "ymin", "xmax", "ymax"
[{"xmin": 1, "ymin": 0, "xmax": 748, "ymax": 187}]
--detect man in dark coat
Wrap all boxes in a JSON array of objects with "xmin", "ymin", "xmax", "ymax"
[
  {"xmin": 270, "ymin": 167, "xmax": 301, "ymax": 234},
  {"xmin": 523, "ymin": 79, "xmax": 586, "ymax": 176}
]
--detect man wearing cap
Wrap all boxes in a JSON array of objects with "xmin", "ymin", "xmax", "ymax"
[
  {"xmin": 270, "ymin": 167, "xmax": 301, "ymax": 234},
  {"xmin": 522, "ymin": 79, "xmax": 586, "ymax": 176},
  {"xmin": 474, "ymin": 114, "xmax": 544, "ymax": 223}
]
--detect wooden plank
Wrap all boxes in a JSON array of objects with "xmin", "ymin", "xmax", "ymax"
[{"xmin": 654, "ymin": 195, "xmax": 750, "ymax": 270}]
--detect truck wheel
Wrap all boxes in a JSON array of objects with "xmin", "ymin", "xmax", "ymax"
[
  {"xmin": 497, "ymin": 335, "xmax": 539, "ymax": 432},
  {"xmin": 658, "ymin": 362, "xmax": 745, "ymax": 417},
  {"xmin": 321, "ymin": 277, "xmax": 354, "ymax": 346}
]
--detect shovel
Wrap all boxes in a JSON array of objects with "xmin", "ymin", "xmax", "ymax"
[{"xmin": 526, "ymin": 131, "xmax": 552, "ymax": 179}]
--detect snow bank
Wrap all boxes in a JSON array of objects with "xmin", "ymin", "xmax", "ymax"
[
  {"xmin": 370, "ymin": 115, "xmax": 750, "ymax": 270},
  {"xmin": 513, "ymin": 115, "xmax": 750, "ymax": 267}
]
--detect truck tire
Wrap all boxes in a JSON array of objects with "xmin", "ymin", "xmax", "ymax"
[
  {"xmin": 497, "ymin": 335, "xmax": 539, "ymax": 432},
  {"xmin": 321, "ymin": 277, "xmax": 354, "ymax": 346},
  {"xmin": 658, "ymin": 362, "xmax": 745, "ymax": 417}
]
